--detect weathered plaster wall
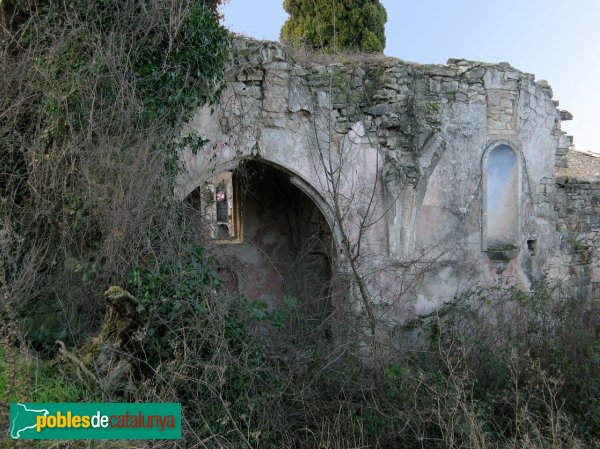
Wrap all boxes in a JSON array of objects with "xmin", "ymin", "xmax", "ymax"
[{"xmin": 176, "ymin": 37, "xmax": 582, "ymax": 323}]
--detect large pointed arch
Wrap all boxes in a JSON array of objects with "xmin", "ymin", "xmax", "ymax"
[{"xmin": 184, "ymin": 158, "xmax": 339, "ymax": 325}]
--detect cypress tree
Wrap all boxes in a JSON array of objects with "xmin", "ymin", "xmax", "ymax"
[{"xmin": 281, "ymin": 0, "xmax": 387, "ymax": 52}]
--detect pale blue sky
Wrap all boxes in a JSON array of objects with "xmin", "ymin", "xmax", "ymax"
[{"xmin": 220, "ymin": 0, "xmax": 599, "ymax": 153}]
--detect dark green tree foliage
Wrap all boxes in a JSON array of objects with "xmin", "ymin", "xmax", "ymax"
[{"xmin": 281, "ymin": 0, "xmax": 387, "ymax": 52}]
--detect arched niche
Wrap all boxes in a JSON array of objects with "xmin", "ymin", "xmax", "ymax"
[{"xmin": 482, "ymin": 143, "xmax": 520, "ymax": 260}]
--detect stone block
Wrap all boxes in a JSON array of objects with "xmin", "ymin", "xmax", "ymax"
[{"xmin": 365, "ymin": 103, "xmax": 390, "ymax": 116}]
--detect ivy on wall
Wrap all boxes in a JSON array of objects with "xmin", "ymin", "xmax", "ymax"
[{"xmin": 0, "ymin": 0, "xmax": 231, "ymax": 348}]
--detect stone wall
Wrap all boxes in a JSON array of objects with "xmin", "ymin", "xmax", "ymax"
[
  {"xmin": 176, "ymin": 37, "xmax": 589, "ymax": 324},
  {"xmin": 539, "ymin": 175, "xmax": 600, "ymax": 298}
]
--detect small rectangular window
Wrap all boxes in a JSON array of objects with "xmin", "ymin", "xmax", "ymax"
[{"xmin": 187, "ymin": 171, "xmax": 242, "ymax": 241}]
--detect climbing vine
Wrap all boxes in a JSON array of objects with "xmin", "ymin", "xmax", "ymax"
[{"xmin": 0, "ymin": 0, "xmax": 230, "ymax": 348}]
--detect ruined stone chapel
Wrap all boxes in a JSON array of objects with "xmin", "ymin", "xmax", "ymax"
[{"xmin": 176, "ymin": 38, "xmax": 600, "ymax": 324}]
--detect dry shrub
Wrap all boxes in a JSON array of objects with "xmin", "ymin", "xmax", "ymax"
[
  {"xmin": 397, "ymin": 285, "xmax": 600, "ymax": 449},
  {"xmin": 0, "ymin": 0, "xmax": 229, "ymax": 348}
]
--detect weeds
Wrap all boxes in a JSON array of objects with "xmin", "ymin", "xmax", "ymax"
[{"xmin": 2, "ymin": 272, "xmax": 599, "ymax": 448}]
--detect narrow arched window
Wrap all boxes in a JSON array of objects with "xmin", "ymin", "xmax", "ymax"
[{"xmin": 485, "ymin": 145, "xmax": 519, "ymax": 253}]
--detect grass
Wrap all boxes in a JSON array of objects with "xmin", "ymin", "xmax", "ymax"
[{"xmin": 0, "ymin": 344, "xmax": 100, "ymax": 404}]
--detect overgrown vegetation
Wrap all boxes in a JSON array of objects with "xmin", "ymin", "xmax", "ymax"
[
  {"xmin": 1, "ymin": 0, "xmax": 229, "ymax": 348},
  {"xmin": 4, "ymin": 273, "xmax": 599, "ymax": 448},
  {"xmin": 1, "ymin": 1, "xmax": 599, "ymax": 448}
]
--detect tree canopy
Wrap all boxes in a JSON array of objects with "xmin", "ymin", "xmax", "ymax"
[{"xmin": 281, "ymin": 0, "xmax": 387, "ymax": 52}]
